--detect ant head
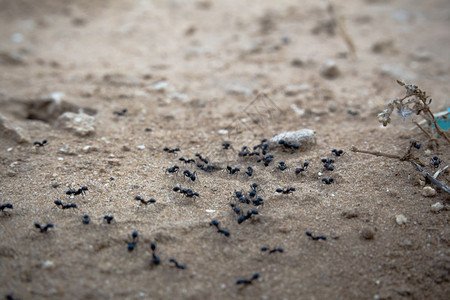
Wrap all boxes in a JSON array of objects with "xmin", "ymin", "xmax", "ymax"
[
  {"xmin": 54, "ymin": 200, "xmax": 62, "ymax": 205},
  {"xmin": 150, "ymin": 242, "xmax": 156, "ymax": 251}
]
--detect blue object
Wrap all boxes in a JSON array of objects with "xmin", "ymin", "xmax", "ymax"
[{"xmin": 435, "ymin": 108, "xmax": 450, "ymax": 131}]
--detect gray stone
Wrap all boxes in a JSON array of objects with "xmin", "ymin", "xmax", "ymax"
[
  {"xmin": 51, "ymin": 181, "xmax": 61, "ymax": 188},
  {"xmin": 56, "ymin": 112, "xmax": 95, "ymax": 136},
  {"xmin": 0, "ymin": 113, "xmax": 30, "ymax": 143},
  {"xmin": 25, "ymin": 93, "xmax": 97, "ymax": 123},
  {"xmin": 430, "ymin": 202, "xmax": 444, "ymax": 213},
  {"xmin": 269, "ymin": 129, "xmax": 316, "ymax": 151}
]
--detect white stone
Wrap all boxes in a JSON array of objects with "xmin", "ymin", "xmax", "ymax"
[
  {"xmin": 422, "ymin": 186, "xmax": 436, "ymax": 197},
  {"xmin": 396, "ymin": 214, "xmax": 407, "ymax": 225},
  {"xmin": 56, "ymin": 112, "xmax": 95, "ymax": 136},
  {"xmin": 137, "ymin": 145, "xmax": 146, "ymax": 150},
  {"xmin": 430, "ymin": 202, "xmax": 444, "ymax": 213}
]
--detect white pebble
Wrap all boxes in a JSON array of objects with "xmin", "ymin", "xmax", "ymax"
[
  {"xmin": 422, "ymin": 186, "xmax": 436, "ymax": 197},
  {"xmin": 396, "ymin": 214, "xmax": 407, "ymax": 225},
  {"xmin": 137, "ymin": 145, "xmax": 146, "ymax": 150},
  {"xmin": 430, "ymin": 202, "xmax": 444, "ymax": 213}
]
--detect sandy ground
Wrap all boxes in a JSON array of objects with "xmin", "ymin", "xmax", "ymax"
[{"xmin": 0, "ymin": 0, "xmax": 449, "ymax": 299}]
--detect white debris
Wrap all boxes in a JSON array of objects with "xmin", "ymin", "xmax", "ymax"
[
  {"xmin": 430, "ymin": 202, "xmax": 444, "ymax": 213},
  {"xmin": 395, "ymin": 214, "xmax": 408, "ymax": 225}
]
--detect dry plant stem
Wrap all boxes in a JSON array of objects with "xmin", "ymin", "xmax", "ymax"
[
  {"xmin": 411, "ymin": 162, "xmax": 450, "ymax": 194},
  {"xmin": 414, "ymin": 121, "xmax": 436, "ymax": 143},
  {"xmin": 350, "ymin": 144, "xmax": 424, "ymax": 166},
  {"xmin": 328, "ymin": 4, "xmax": 356, "ymax": 58}
]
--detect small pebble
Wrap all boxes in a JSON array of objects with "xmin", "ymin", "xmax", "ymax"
[
  {"xmin": 360, "ymin": 227, "xmax": 375, "ymax": 240},
  {"xmin": 42, "ymin": 260, "xmax": 54, "ymax": 269},
  {"xmin": 422, "ymin": 186, "xmax": 436, "ymax": 197},
  {"xmin": 342, "ymin": 209, "xmax": 359, "ymax": 219},
  {"xmin": 7, "ymin": 169, "xmax": 16, "ymax": 177},
  {"xmin": 51, "ymin": 181, "xmax": 61, "ymax": 188},
  {"xmin": 396, "ymin": 214, "xmax": 407, "ymax": 225},
  {"xmin": 321, "ymin": 60, "xmax": 340, "ymax": 79},
  {"xmin": 137, "ymin": 145, "xmax": 146, "ymax": 150},
  {"xmin": 122, "ymin": 145, "xmax": 131, "ymax": 151},
  {"xmin": 430, "ymin": 202, "xmax": 444, "ymax": 213},
  {"xmin": 82, "ymin": 145, "xmax": 98, "ymax": 153}
]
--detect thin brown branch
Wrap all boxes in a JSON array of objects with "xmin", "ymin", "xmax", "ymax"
[{"xmin": 350, "ymin": 146, "xmax": 401, "ymax": 160}]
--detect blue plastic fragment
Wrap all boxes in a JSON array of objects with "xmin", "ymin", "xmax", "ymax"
[{"xmin": 435, "ymin": 108, "xmax": 450, "ymax": 131}]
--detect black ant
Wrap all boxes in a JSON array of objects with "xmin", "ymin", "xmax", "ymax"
[
  {"xmin": 0, "ymin": 203, "xmax": 13, "ymax": 212},
  {"xmin": 276, "ymin": 187, "xmax": 295, "ymax": 194},
  {"xmin": 179, "ymin": 157, "xmax": 195, "ymax": 164},
  {"xmin": 135, "ymin": 196, "xmax": 156, "ymax": 205},
  {"xmin": 182, "ymin": 170, "xmax": 197, "ymax": 181},
  {"xmin": 278, "ymin": 139, "xmax": 299, "ymax": 150},
  {"xmin": 306, "ymin": 231, "xmax": 326, "ymax": 241},
  {"xmin": 150, "ymin": 242, "xmax": 161, "ymax": 265},
  {"xmin": 412, "ymin": 141, "xmax": 421, "ymax": 149},
  {"xmin": 257, "ymin": 154, "xmax": 274, "ymax": 166},
  {"xmin": 33, "ymin": 140, "xmax": 47, "ymax": 147},
  {"xmin": 113, "ymin": 108, "xmax": 127, "ymax": 116},
  {"xmin": 261, "ymin": 246, "xmax": 284, "ymax": 254},
  {"xmin": 321, "ymin": 177, "xmax": 334, "ymax": 184},
  {"xmin": 331, "ymin": 149, "xmax": 344, "ymax": 156},
  {"xmin": 295, "ymin": 161, "xmax": 309, "ymax": 175},
  {"xmin": 169, "ymin": 258, "xmax": 186, "ymax": 269},
  {"xmin": 222, "ymin": 142, "xmax": 231, "ymax": 150},
  {"xmin": 238, "ymin": 146, "xmax": 249, "ymax": 157},
  {"xmin": 195, "ymin": 153, "xmax": 209, "ymax": 164},
  {"xmin": 230, "ymin": 203, "xmax": 242, "ymax": 216},
  {"xmin": 321, "ymin": 158, "xmax": 335, "ymax": 171},
  {"xmin": 432, "ymin": 156, "xmax": 441, "ymax": 168},
  {"xmin": 237, "ymin": 209, "xmax": 258, "ymax": 224},
  {"xmin": 54, "ymin": 200, "xmax": 77, "ymax": 210},
  {"xmin": 202, "ymin": 164, "xmax": 216, "ymax": 172},
  {"xmin": 173, "ymin": 186, "xmax": 200, "ymax": 198},
  {"xmin": 103, "ymin": 215, "xmax": 114, "ymax": 224},
  {"xmin": 66, "ymin": 186, "xmax": 88, "ymax": 196},
  {"xmin": 278, "ymin": 161, "xmax": 288, "ymax": 171},
  {"xmin": 82, "ymin": 214, "xmax": 90, "ymax": 224},
  {"xmin": 166, "ymin": 165, "xmax": 179, "ymax": 174},
  {"xmin": 34, "ymin": 223, "xmax": 54, "ymax": 233},
  {"xmin": 254, "ymin": 138, "xmax": 269, "ymax": 155},
  {"xmin": 245, "ymin": 166, "xmax": 253, "ymax": 177},
  {"xmin": 226, "ymin": 166, "xmax": 240, "ymax": 174},
  {"xmin": 252, "ymin": 196, "xmax": 264, "ymax": 206},
  {"xmin": 210, "ymin": 219, "xmax": 230, "ymax": 237},
  {"xmin": 163, "ymin": 147, "xmax": 180, "ymax": 154},
  {"xmin": 126, "ymin": 231, "xmax": 139, "ymax": 252},
  {"xmin": 236, "ymin": 273, "xmax": 259, "ymax": 285},
  {"xmin": 5, "ymin": 294, "xmax": 20, "ymax": 300}
]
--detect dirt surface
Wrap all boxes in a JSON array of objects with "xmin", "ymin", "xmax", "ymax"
[{"xmin": 0, "ymin": 0, "xmax": 449, "ymax": 299}]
